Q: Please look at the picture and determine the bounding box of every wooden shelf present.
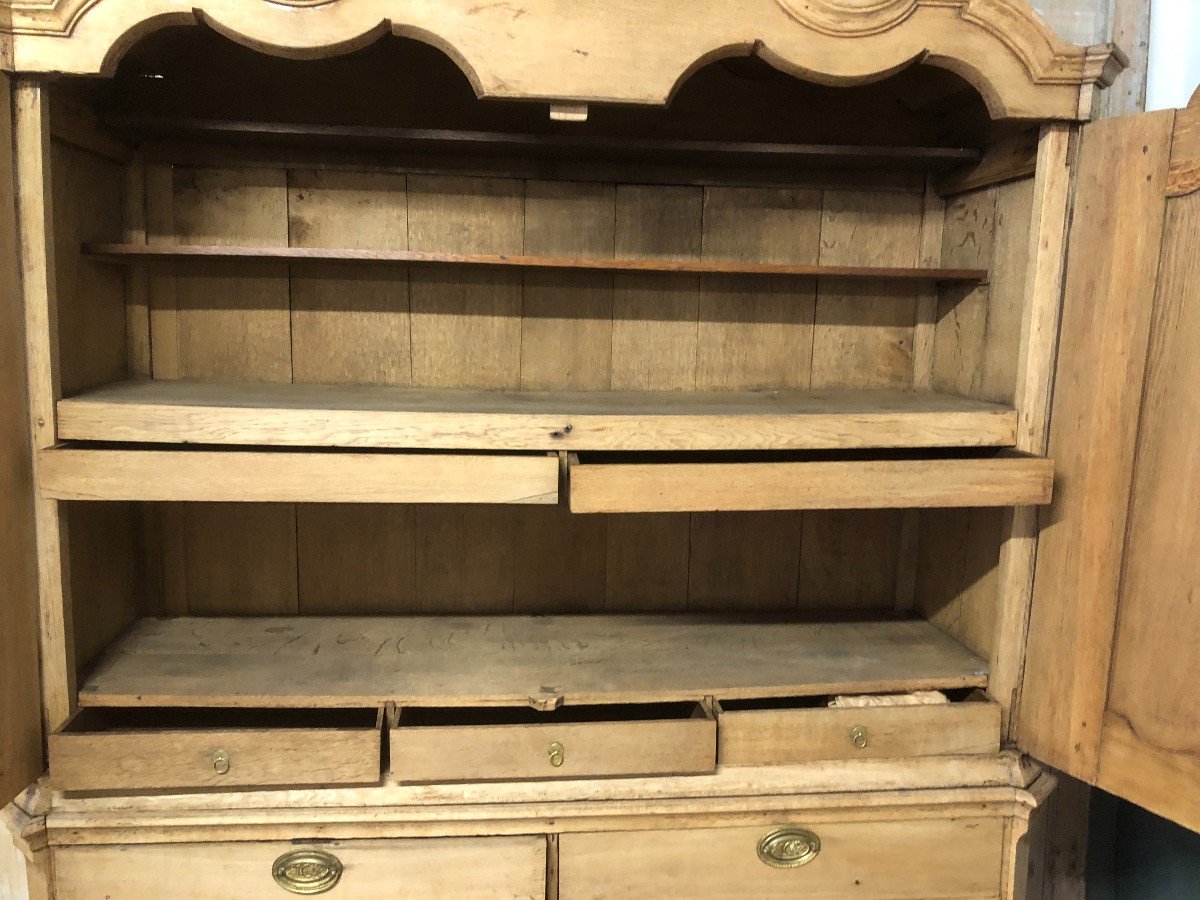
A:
[82,242,987,283]
[78,616,989,709]
[57,380,1018,452]
[105,115,983,171]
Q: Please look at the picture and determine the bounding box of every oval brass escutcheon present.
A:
[547,741,565,767]
[272,849,343,895]
[757,828,821,868]
[211,749,231,775]
[850,725,869,750]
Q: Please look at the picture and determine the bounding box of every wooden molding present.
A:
[1,0,1124,121]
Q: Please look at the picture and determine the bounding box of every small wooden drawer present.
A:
[390,701,715,782]
[559,818,1004,898]
[53,836,547,899]
[717,692,1000,765]
[568,450,1053,512]
[49,707,383,791]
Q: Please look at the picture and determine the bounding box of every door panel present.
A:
[0,71,45,802]
[1019,96,1200,831]
[1095,183,1200,832]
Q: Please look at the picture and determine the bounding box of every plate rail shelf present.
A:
[83,242,988,283]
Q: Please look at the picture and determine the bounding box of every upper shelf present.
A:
[83,242,988,283]
[77,615,989,709]
[57,380,1017,452]
[105,116,983,171]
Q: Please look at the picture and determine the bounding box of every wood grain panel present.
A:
[287,169,409,385]
[78,617,989,708]
[798,509,902,610]
[520,179,614,390]
[0,71,42,802]
[407,174,523,389]
[149,165,296,616]
[50,140,125,395]
[54,837,547,900]
[695,186,819,390]
[605,183,700,611]
[287,169,413,616]
[391,707,714,782]
[1018,110,1176,777]
[718,698,1000,765]
[1096,191,1200,830]
[560,819,1003,898]
[811,190,921,390]
[610,183,702,391]
[407,175,523,612]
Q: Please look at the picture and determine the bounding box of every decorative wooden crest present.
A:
[0,0,1126,121]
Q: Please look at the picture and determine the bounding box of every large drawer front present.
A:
[559,819,1003,899]
[391,703,716,782]
[718,695,1001,765]
[54,837,546,899]
[49,708,382,791]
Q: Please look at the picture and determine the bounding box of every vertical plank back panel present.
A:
[287,169,414,614]
[515,180,613,613]
[149,166,297,615]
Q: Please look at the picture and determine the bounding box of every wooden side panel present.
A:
[0,71,43,803]
[54,837,547,900]
[1017,111,1176,776]
[1094,188,1200,832]
[918,177,1036,660]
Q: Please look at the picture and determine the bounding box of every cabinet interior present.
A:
[48,25,1042,723]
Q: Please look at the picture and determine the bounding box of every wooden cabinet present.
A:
[0,2,1195,899]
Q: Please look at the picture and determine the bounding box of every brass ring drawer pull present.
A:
[757,828,821,868]
[548,741,565,767]
[272,849,343,894]
[850,725,869,750]
[211,749,231,775]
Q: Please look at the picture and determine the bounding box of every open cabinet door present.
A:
[1018,90,1200,831]
[0,71,44,804]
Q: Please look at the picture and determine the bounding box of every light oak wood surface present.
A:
[50,710,382,792]
[36,448,560,504]
[57,380,1018,452]
[53,836,547,899]
[569,453,1053,513]
[559,818,1004,898]
[719,697,1000,765]
[77,616,988,709]
[391,705,715,782]
[1018,110,1176,778]
[0,71,43,804]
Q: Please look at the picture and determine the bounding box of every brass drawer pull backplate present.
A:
[757,828,821,868]
[272,849,344,894]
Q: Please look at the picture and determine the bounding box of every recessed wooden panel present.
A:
[50,707,381,791]
[77,616,988,709]
[391,703,714,782]
[53,837,547,900]
[569,453,1053,513]
[718,695,1000,765]
[559,819,1004,899]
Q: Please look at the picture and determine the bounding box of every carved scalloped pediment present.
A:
[0,0,1126,121]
